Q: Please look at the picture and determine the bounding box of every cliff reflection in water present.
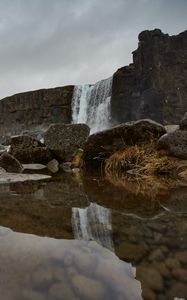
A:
[72,202,114,251]
[0,226,142,300]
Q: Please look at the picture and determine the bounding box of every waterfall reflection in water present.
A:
[72,202,114,251]
[0,226,142,300]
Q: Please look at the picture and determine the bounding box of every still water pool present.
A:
[0,172,187,300]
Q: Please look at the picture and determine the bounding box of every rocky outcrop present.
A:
[9,135,52,164]
[83,119,166,169]
[44,123,90,161]
[158,130,187,159]
[0,86,74,141]
[0,152,23,173]
[111,29,187,125]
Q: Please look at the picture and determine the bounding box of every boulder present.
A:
[0,152,23,173]
[158,130,187,159]
[83,119,166,169]
[44,123,90,161]
[179,112,187,130]
[9,135,52,164]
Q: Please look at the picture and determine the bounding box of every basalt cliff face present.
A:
[0,86,74,137]
[111,29,187,125]
[0,29,187,139]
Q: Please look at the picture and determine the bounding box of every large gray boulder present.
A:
[0,152,23,173]
[83,119,166,169]
[158,130,187,159]
[9,135,52,164]
[44,123,90,161]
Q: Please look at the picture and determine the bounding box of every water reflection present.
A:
[0,226,142,300]
[72,202,114,251]
[0,173,187,299]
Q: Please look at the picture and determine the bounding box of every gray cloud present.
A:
[0,0,186,98]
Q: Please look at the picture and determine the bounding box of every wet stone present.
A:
[172,268,187,283]
[22,289,45,300]
[73,252,98,274]
[152,262,170,279]
[136,266,164,292]
[165,258,181,270]
[31,265,53,289]
[175,251,187,263]
[116,242,148,263]
[142,287,156,300]
[148,248,164,261]
[71,274,107,300]
[48,282,76,300]
[167,282,187,300]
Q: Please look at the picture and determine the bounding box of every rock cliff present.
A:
[111,29,187,125]
[0,85,74,138]
[0,29,186,140]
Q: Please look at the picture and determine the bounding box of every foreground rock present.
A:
[83,119,166,168]
[44,123,90,161]
[158,130,187,159]
[9,135,52,164]
[0,152,23,173]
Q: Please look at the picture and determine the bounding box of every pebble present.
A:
[167,282,187,300]
[148,249,164,261]
[172,268,187,283]
[31,265,53,289]
[152,262,170,279]
[175,251,187,263]
[22,289,45,300]
[142,287,156,300]
[73,252,97,274]
[48,282,76,300]
[136,266,164,292]
[116,242,148,263]
[165,258,181,270]
[71,274,106,300]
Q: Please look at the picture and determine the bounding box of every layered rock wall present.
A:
[111,29,187,125]
[0,86,74,137]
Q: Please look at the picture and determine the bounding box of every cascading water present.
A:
[72,77,113,133]
[72,202,114,251]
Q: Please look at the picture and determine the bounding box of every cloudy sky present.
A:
[0,0,186,99]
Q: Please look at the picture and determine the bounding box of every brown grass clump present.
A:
[141,155,175,176]
[105,141,176,178]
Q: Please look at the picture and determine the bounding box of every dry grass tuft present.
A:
[105,141,175,178]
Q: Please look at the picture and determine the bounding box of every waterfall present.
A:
[72,77,113,134]
[72,202,114,251]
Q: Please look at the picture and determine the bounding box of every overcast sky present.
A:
[0,0,186,99]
